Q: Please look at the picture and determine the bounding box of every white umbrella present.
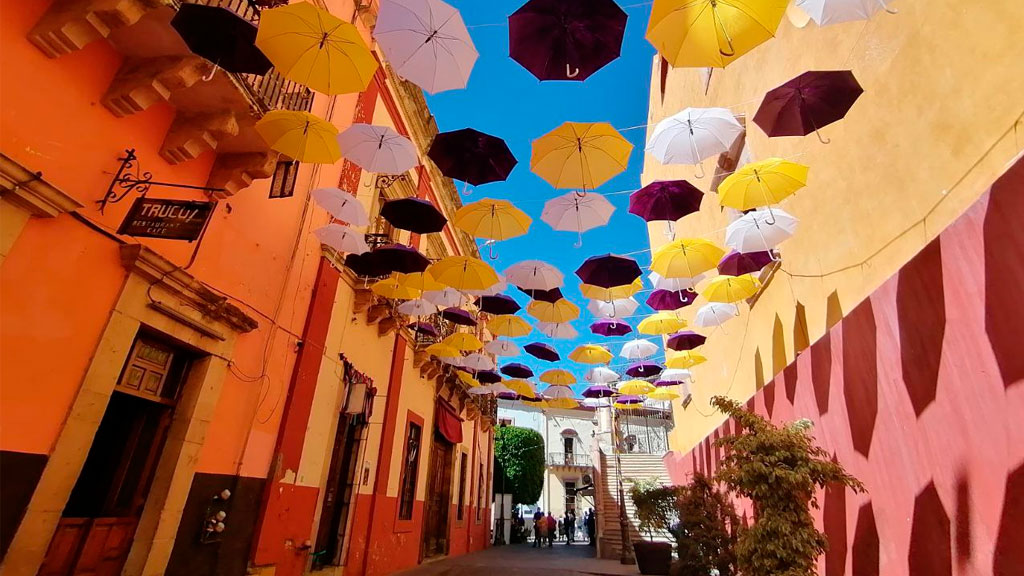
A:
[462,353,495,371]
[585,366,620,384]
[726,208,798,253]
[311,187,369,226]
[424,287,465,308]
[659,368,692,383]
[649,271,704,292]
[537,322,578,340]
[541,191,615,246]
[337,123,418,175]
[485,339,520,357]
[374,0,477,94]
[397,298,436,316]
[621,338,658,360]
[468,385,492,395]
[796,0,897,27]
[588,297,639,319]
[646,107,744,178]
[505,260,563,290]
[543,386,576,400]
[489,382,513,395]
[695,303,739,328]
[441,355,465,367]
[312,223,370,254]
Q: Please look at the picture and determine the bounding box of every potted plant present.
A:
[670,473,738,576]
[628,477,678,575]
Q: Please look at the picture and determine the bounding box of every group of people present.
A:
[530,508,597,547]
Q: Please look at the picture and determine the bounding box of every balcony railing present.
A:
[547,452,592,468]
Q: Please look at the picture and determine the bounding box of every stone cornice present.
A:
[0,153,84,217]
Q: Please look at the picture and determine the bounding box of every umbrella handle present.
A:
[765,205,777,226]
[878,0,898,13]
[573,189,587,198]
[463,181,472,195]
[202,65,217,82]
[566,64,580,79]
[485,241,499,260]
[814,128,831,144]
[711,3,737,57]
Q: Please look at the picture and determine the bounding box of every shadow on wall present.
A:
[897,239,946,417]
[841,299,878,458]
[984,159,1024,389]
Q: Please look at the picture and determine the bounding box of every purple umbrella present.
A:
[372,244,430,274]
[501,363,534,378]
[406,321,438,337]
[508,0,627,82]
[718,250,774,276]
[381,198,447,234]
[477,294,521,315]
[753,70,864,144]
[427,128,517,186]
[575,254,642,288]
[666,330,707,352]
[441,307,477,326]
[628,180,704,223]
[654,380,677,388]
[497,391,523,401]
[590,319,633,337]
[524,342,560,362]
[475,370,503,384]
[626,362,663,378]
[614,394,643,405]
[519,286,563,303]
[345,252,390,278]
[582,384,615,398]
[646,289,697,311]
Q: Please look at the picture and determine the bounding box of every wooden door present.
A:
[422,434,453,558]
[312,415,364,568]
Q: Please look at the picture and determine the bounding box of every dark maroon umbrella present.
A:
[625,361,663,378]
[501,363,534,378]
[582,384,615,398]
[380,198,447,234]
[646,289,697,311]
[524,342,560,362]
[628,180,703,223]
[407,321,438,337]
[372,244,430,274]
[508,0,627,82]
[666,330,707,351]
[718,250,774,276]
[497,391,523,401]
[345,252,390,278]
[654,380,676,388]
[171,3,272,75]
[753,70,864,143]
[590,319,633,337]
[518,286,563,303]
[575,254,641,288]
[477,294,521,315]
[427,128,517,186]
[475,370,503,384]
[441,307,477,326]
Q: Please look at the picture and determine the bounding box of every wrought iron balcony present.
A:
[547,452,593,468]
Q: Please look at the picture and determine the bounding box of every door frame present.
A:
[419,433,455,560]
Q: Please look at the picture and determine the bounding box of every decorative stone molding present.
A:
[206,152,277,197]
[352,288,375,313]
[160,110,240,164]
[376,315,399,337]
[120,244,259,335]
[0,153,84,217]
[366,303,389,324]
[102,55,213,117]
[28,0,166,58]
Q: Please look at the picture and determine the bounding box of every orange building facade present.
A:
[0,1,495,575]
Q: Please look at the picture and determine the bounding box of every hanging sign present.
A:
[117,197,215,241]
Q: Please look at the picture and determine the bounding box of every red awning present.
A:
[436,401,463,444]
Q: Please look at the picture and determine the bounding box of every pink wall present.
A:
[664,158,1024,576]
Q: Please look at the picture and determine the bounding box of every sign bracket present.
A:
[98,148,227,214]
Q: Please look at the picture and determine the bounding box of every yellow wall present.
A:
[642,0,1024,453]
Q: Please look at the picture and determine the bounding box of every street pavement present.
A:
[395,541,640,576]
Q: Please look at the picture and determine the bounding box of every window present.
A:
[397,422,422,520]
[269,159,299,199]
[475,463,484,522]
[565,481,577,513]
[499,418,513,428]
[457,453,468,521]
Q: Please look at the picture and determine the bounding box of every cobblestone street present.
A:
[396,542,639,576]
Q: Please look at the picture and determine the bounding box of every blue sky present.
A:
[425,0,660,393]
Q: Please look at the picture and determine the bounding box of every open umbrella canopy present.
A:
[456,371,481,388]
[638,312,687,335]
[626,362,663,378]
[694,303,739,328]
[522,287,565,303]
[256,110,340,164]
[440,307,477,326]
[569,344,613,365]
[796,0,899,28]
[648,389,680,402]
[620,338,658,359]
[580,279,643,301]
[666,351,708,369]
[726,208,798,254]
[501,363,535,378]
[172,3,271,75]
[345,252,390,278]
[614,395,643,408]
[588,297,639,319]
[585,366,620,384]
[651,238,725,279]
[477,294,521,315]
[426,342,461,358]
[703,274,761,303]
[531,122,632,190]
[646,0,789,68]
[395,272,446,293]
[718,250,775,276]
[428,257,500,291]
[618,379,656,395]
[504,378,538,398]
[646,289,697,311]
[590,319,633,337]
[576,254,642,288]
[537,322,579,340]
[718,158,810,211]
[428,129,517,186]
[649,271,705,291]
[463,353,496,371]
[508,0,628,82]
[442,333,484,351]
[541,191,616,243]
[666,330,707,351]
[372,244,430,274]
[543,386,576,400]
[423,287,466,308]
[582,384,616,398]
[337,124,418,175]
[371,276,420,300]
[660,368,692,383]
[406,321,438,337]
[475,370,503,384]
[311,187,369,226]
[646,107,744,174]
[487,315,532,338]
[527,298,580,323]
[374,0,477,94]
[754,70,864,142]
[463,275,508,297]
[453,199,532,241]
[397,298,436,316]
[540,369,576,386]
[629,180,704,222]
[524,342,560,362]
[505,260,563,291]
[485,339,520,357]
[257,2,377,94]
[313,224,370,254]
[381,197,448,234]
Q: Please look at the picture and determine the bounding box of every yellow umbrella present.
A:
[531,122,633,190]
[703,274,760,303]
[523,398,549,408]
[505,379,537,397]
[395,271,446,293]
[256,2,378,95]
[580,278,643,301]
[618,380,656,395]
[527,298,580,323]
[487,315,532,338]
[371,276,419,300]
[650,238,725,279]
[540,369,576,386]
[646,0,789,68]
[457,371,481,388]
[442,333,484,352]
[614,400,642,410]
[666,351,708,369]
[428,257,500,291]
[637,312,687,335]
[718,158,810,211]
[569,344,614,365]
[547,397,578,409]
[425,343,461,358]
[453,199,532,241]
[648,389,680,402]
[255,110,340,164]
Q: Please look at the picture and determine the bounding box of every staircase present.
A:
[596,451,676,560]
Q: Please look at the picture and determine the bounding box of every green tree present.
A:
[711,396,865,576]
[672,473,738,576]
[493,426,544,506]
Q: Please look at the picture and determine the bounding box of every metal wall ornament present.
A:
[99,148,226,214]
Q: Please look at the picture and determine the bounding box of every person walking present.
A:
[565,510,576,544]
[586,508,597,546]
[545,512,557,547]
[533,509,544,548]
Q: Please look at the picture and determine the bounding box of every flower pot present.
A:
[633,540,673,575]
